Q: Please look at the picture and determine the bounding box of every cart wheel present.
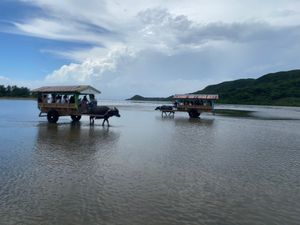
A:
[47,109,59,123]
[71,115,81,122]
[188,109,200,118]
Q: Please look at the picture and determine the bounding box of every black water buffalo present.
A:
[89,106,120,126]
[155,105,175,117]
[155,105,174,111]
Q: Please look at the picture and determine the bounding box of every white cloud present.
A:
[0,75,10,83]
[3,0,300,98]
[45,45,136,83]
[14,17,119,46]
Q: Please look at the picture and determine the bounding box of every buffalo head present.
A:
[110,107,120,117]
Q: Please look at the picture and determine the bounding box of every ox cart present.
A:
[32,85,120,125]
[156,94,219,118]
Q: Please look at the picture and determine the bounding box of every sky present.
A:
[0,0,300,99]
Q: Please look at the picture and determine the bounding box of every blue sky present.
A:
[1,0,300,99]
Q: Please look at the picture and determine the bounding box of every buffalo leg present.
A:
[90,116,95,125]
[102,118,109,126]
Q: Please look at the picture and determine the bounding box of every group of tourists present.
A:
[177,99,213,107]
[38,94,96,109]
[39,94,75,104]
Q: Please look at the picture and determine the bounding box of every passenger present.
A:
[89,94,97,110]
[69,95,75,104]
[56,95,62,103]
[62,95,69,104]
[48,94,52,103]
[174,100,178,108]
[51,94,56,103]
[82,95,88,104]
[81,95,89,112]
[43,94,48,103]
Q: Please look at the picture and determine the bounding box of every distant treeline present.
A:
[0,85,31,97]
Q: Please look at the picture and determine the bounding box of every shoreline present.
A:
[1,97,299,108]
[126,99,300,108]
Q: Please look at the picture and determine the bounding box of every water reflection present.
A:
[3,123,123,225]
[174,117,214,126]
[156,114,214,125]
[35,122,119,153]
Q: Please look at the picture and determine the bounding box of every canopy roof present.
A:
[173,94,219,100]
[31,85,101,95]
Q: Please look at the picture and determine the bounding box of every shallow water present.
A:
[0,100,299,225]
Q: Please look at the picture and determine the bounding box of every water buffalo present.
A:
[155,105,173,111]
[89,106,120,126]
[155,105,175,117]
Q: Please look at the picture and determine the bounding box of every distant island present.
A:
[127,95,173,102]
[128,70,300,107]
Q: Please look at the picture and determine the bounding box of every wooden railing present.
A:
[38,103,77,109]
[177,105,213,111]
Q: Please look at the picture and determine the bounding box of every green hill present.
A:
[128,70,300,106]
[194,70,300,106]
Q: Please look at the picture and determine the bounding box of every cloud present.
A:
[137,8,300,49]
[45,45,136,83]
[0,76,11,85]
[2,1,300,98]
[42,12,300,98]
[14,17,117,45]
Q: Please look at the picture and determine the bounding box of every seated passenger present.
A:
[82,95,88,104]
[88,94,97,109]
[62,95,69,104]
[174,100,178,108]
[56,95,62,103]
[69,95,75,104]
[48,95,52,103]
[51,94,56,103]
[42,94,48,103]
[81,95,89,112]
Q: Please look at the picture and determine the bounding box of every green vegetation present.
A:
[0,85,31,98]
[127,95,172,101]
[194,70,300,106]
[128,70,300,106]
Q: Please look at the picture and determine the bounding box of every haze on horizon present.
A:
[1,0,300,99]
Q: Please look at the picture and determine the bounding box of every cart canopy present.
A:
[32,85,101,95]
[173,94,219,100]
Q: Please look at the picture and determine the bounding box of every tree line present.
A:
[0,85,31,97]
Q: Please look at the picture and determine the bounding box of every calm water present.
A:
[0,100,299,225]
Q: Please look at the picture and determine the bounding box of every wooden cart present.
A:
[32,85,104,123]
[156,94,219,118]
